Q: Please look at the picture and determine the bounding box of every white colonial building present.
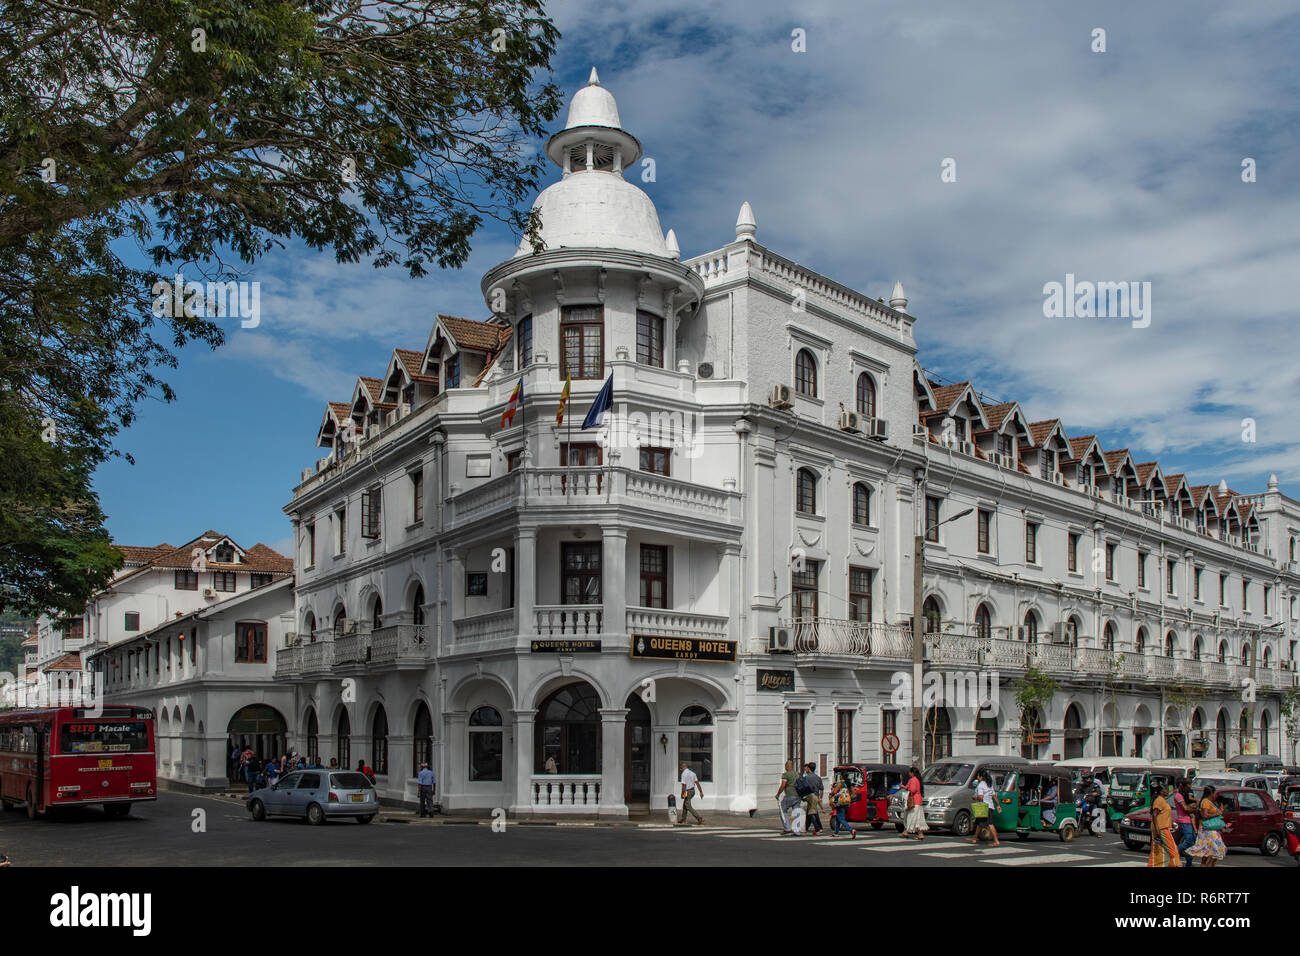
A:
[277,71,1300,817]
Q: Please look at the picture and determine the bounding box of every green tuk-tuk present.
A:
[1106,766,1182,825]
[984,763,1079,841]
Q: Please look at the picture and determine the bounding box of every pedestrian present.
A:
[774,760,801,834]
[677,762,705,825]
[264,757,279,789]
[902,766,928,840]
[1184,785,1226,867]
[1146,781,1181,867]
[242,749,259,793]
[417,763,436,817]
[279,753,289,776]
[544,754,558,774]
[229,741,241,781]
[968,770,1000,847]
[359,759,375,783]
[804,788,823,835]
[828,777,856,839]
[1172,779,1196,865]
[328,757,338,770]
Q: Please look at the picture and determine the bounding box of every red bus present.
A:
[0,705,157,819]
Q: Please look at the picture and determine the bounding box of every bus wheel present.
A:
[306,803,325,826]
[104,804,131,819]
[25,786,38,820]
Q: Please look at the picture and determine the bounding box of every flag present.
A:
[501,377,522,428]
[555,374,571,427]
[581,374,614,430]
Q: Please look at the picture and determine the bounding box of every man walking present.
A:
[417,763,436,817]
[677,761,705,825]
[775,759,802,834]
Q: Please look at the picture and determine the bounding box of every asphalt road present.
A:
[1,792,1295,867]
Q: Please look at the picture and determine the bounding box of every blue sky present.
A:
[95,0,1300,553]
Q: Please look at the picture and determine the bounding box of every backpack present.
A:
[795,775,815,798]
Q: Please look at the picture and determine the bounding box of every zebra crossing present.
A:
[640,824,1144,866]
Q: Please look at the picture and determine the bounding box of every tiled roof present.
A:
[116,544,176,565]
[327,402,352,422]
[1027,419,1064,447]
[45,652,82,672]
[979,402,1017,431]
[439,314,509,354]
[21,635,37,646]
[150,540,292,574]
[395,349,438,383]
[1135,462,1159,484]
[358,377,384,403]
[927,380,971,413]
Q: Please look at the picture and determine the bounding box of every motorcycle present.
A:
[1076,785,1106,836]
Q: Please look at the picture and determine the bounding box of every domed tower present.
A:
[480,69,704,435]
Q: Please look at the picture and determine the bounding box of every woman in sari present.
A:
[1147,781,1181,867]
[1184,784,1227,867]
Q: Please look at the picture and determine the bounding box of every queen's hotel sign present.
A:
[629,635,737,663]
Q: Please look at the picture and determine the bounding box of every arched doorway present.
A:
[679,705,714,783]
[1191,709,1207,757]
[624,693,651,804]
[304,708,319,763]
[371,705,389,775]
[413,702,433,772]
[1164,706,1184,758]
[1215,709,1228,759]
[535,681,601,774]
[924,706,952,763]
[226,704,287,765]
[337,708,352,768]
[922,596,941,634]
[1260,711,1271,754]
[1063,704,1085,759]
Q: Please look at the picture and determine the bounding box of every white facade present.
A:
[278,74,1300,816]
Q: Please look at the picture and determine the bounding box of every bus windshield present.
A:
[59,721,150,754]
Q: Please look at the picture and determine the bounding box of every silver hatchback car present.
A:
[245,770,379,825]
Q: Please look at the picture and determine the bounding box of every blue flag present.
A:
[581,374,614,429]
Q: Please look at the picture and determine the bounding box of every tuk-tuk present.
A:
[1106,765,1186,824]
[984,763,1079,841]
[832,763,908,830]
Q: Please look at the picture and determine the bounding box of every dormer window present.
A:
[444,354,460,389]
[214,544,234,564]
[1039,450,1053,480]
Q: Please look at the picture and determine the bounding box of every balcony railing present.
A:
[535,605,603,636]
[783,618,911,659]
[626,607,728,639]
[531,774,601,811]
[301,641,334,674]
[454,609,518,643]
[275,646,302,679]
[369,624,429,664]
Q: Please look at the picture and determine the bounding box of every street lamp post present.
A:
[911,506,973,769]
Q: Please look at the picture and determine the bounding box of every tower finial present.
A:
[890,280,908,311]
[665,228,680,259]
[735,201,756,239]
[588,67,600,86]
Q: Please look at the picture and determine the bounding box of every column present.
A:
[389,733,413,804]
[722,544,742,644]
[510,709,536,815]
[714,708,740,812]
[516,528,537,635]
[602,527,627,637]
[443,711,467,810]
[599,707,628,817]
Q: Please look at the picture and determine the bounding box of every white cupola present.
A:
[516,68,670,258]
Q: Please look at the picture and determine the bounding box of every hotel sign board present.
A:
[757,669,795,692]
[530,640,601,653]
[630,635,737,662]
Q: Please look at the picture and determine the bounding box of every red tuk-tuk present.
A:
[832,763,909,830]
[1283,782,1300,864]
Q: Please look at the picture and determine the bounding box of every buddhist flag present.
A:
[581,374,614,430]
[501,377,523,428]
[555,374,571,427]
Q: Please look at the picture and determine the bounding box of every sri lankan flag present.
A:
[555,374,571,427]
[501,377,522,428]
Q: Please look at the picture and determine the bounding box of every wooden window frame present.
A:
[212,571,236,592]
[855,373,876,419]
[1025,521,1038,564]
[852,483,871,526]
[174,570,198,591]
[794,349,817,397]
[848,567,872,623]
[925,496,940,543]
[977,509,991,554]
[639,446,671,476]
[517,314,533,369]
[235,621,268,663]
[791,560,820,620]
[560,305,605,381]
[796,468,817,516]
[361,486,382,540]
[561,541,602,606]
[639,544,669,609]
[635,310,664,368]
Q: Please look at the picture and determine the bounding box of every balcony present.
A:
[626,607,728,639]
[454,608,518,644]
[535,605,603,636]
[447,466,741,530]
[782,618,911,661]
[301,640,335,676]
[369,624,430,668]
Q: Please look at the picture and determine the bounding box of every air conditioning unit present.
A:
[958,441,975,457]
[1051,471,1066,485]
[384,410,398,428]
[768,626,792,653]
[912,424,928,439]
[203,588,217,599]
[399,401,411,417]
[838,410,862,433]
[993,453,1013,468]
[768,384,792,408]
[866,419,888,440]
[1053,622,1069,643]
[300,468,313,482]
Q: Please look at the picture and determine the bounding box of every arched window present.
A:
[215,543,234,564]
[412,584,425,626]
[469,706,503,782]
[1065,616,1079,647]
[304,611,316,642]
[1218,641,1228,664]
[855,372,876,419]
[1064,704,1085,759]
[1215,709,1227,759]
[333,605,347,637]
[414,702,434,773]
[536,682,601,774]
[1239,710,1250,745]
[1103,621,1116,652]
[851,482,871,525]
[1023,610,1038,642]
[337,708,352,768]
[796,468,817,515]
[679,706,714,783]
[371,597,383,631]
[1165,631,1176,658]
[923,597,941,634]
[1241,645,1251,667]
[1260,711,1271,754]
[517,314,533,369]
[1193,635,1203,660]
[1136,627,1147,655]
[371,706,389,775]
[1263,647,1272,668]
[974,604,992,640]
[794,349,817,397]
[304,708,319,763]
